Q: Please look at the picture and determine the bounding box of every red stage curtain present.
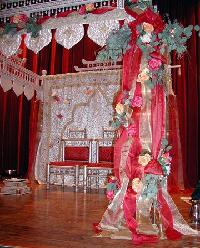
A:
[0,89,30,176]
[153,0,200,187]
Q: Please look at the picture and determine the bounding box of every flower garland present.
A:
[97,12,199,90]
[79,3,96,16]
[0,14,42,38]
[97,7,199,130]
[0,2,107,39]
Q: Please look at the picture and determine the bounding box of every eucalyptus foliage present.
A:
[97,24,131,61]
[141,174,160,199]
[125,0,153,11]
[158,20,193,56]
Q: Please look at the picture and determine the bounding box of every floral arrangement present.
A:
[106,175,119,202]
[79,3,96,15]
[112,90,133,128]
[137,139,172,199]
[111,84,143,129]
[138,139,172,176]
[0,13,41,38]
[157,138,172,176]
[97,7,199,131]
[97,15,199,90]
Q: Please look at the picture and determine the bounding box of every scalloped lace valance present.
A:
[0,9,134,57]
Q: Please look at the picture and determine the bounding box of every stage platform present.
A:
[0,183,199,248]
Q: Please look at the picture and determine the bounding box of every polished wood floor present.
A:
[0,183,199,248]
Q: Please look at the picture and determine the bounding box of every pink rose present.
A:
[79,5,86,15]
[131,96,143,108]
[148,58,162,71]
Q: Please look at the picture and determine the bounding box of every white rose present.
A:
[138,153,151,166]
[132,178,143,193]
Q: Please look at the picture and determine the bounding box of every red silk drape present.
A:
[153,0,200,187]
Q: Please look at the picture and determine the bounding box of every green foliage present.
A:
[159,21,193,56]
[161,138,168,147]
[111,117,121,129]
[125,0,153,11]
[161,138,172,152]
[2,23,17,36]
[97,24,131,61]
[111,112,129,129]
[141,174,160,199]
[157,138,172,176]
[26,18,42,38]
[194,25,200,32]
[144,80,154,89]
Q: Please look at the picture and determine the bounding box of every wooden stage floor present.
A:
[0,183,199,248]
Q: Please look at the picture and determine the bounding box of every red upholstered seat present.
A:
[47,136,91,190]
[64,146,89,161]
[99,146,114,162]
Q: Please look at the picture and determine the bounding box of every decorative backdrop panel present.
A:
[35,70,121,184]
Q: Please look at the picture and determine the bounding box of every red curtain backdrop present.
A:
[153,0,200,187]
[0,2,199,188]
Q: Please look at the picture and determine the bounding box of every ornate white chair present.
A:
[86,138,114,190]
[47,129,91,191]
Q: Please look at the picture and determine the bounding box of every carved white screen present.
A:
[35,70,121,184]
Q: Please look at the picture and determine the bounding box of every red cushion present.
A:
[99,146,114,162]
[64,146,89,161]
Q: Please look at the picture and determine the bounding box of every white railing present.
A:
[0,52,42,99]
